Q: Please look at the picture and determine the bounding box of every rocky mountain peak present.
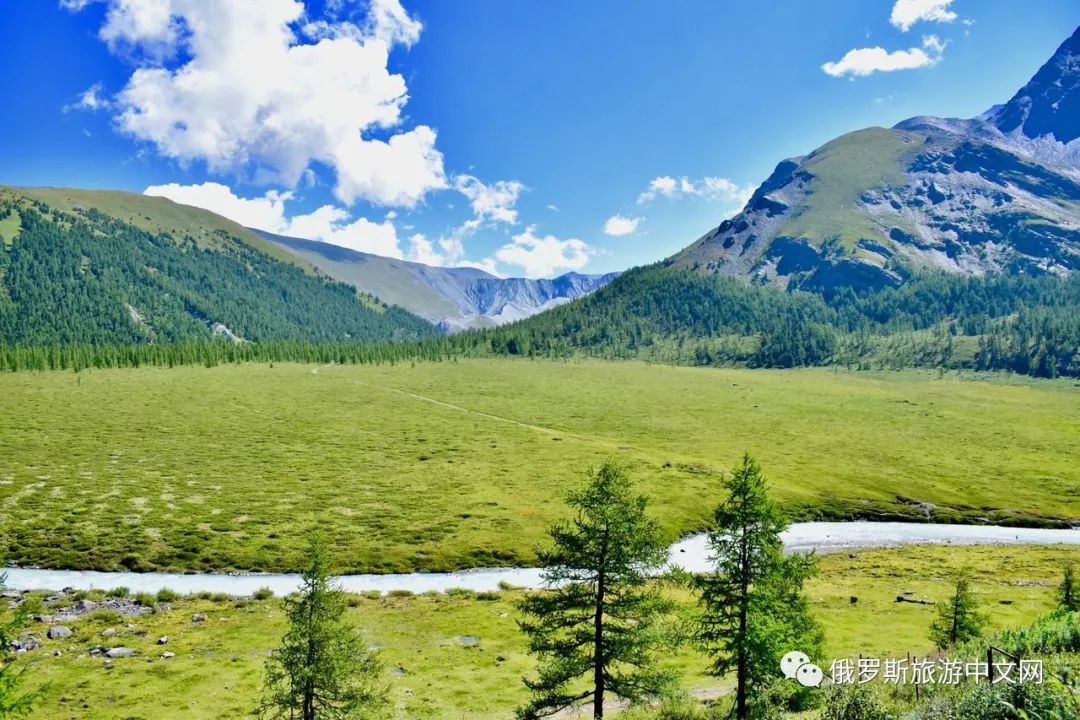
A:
[987,25,1080,144]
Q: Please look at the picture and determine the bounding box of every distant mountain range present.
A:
[255,229,617,330]
[1,28,1076,359]
[673,26,1080,292]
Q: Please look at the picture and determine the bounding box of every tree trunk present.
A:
[593,548,607,720]
[736,522,750,720]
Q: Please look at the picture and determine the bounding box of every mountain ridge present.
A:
[672,26,1080,292]
[255,229,618,331]
[0,186,437,346]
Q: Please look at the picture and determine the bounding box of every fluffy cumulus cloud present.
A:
[452,175,525,224]
[823,35,945,78]
[637,175,752,206]
[67,0,446,208]
[144,181,404,257]
[602,214,641,237]
[889,0,957,32]
[494,226,592,279]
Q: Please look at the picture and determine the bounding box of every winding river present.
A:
[5,522,1079,596]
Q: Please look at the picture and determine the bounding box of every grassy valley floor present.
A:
[10,545,1080,720]
[1,360,1078,574]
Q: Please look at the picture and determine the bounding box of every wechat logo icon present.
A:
[781,650,824,688]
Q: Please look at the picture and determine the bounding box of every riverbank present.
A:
[8,543,1078,720]
[6,522,1080,595]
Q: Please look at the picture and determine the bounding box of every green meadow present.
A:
[1,360,1078,574]
[17,544,1080,720]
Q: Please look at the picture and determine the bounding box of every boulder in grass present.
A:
[47,626,73,640]
[105,647,135,658]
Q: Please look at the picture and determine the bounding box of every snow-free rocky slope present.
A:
[673,26,1080,291]
[255,229,617,331]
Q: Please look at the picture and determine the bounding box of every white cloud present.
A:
[637,176,678,203]
[406,233,443,265]
[890,0,957,32]
[603,214,641,237]
[144,181,403,257]
[637,175,752,206]
[284,205,403,258]
[67,0,446,208]
[822,35,945,78]
[494,225,593,279]
[63,83,111,113]
[452,175,525,224]
[144,181,292,229]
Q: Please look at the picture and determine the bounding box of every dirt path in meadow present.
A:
[350,380,623,450]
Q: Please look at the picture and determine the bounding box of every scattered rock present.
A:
[33,615,53,624]
[895,596,934,605]
[191,613,207,624]
[10,638,39,653]
[849,596,858,604]
[390,667,407,676]
[47,626,73,640]
[157,636,169,645]
[101,628,116,638]
[458,636,480,646]
[160,651,175,659]
[105,647,135,658]
[53,650,62,657]
[74,599,98,612]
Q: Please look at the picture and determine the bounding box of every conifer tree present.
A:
[930,570,987,650]
[0,572,43,719]
[258,539,388,720]
[517,461,675,720]
[695,454,822,720]
[1057,564,1079,612]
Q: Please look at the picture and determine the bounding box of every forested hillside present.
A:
[0,192,436,347]
[473,263,1080,377]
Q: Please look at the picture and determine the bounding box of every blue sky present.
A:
[1,1,1077,277]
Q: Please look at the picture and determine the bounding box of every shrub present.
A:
[19,594,45,616]
[88,609,125,625]
[360,590,382,601]
[386,589,413,598]
[617,696,715,720]
[253,587,274,601]
[133,592,157,608]
[445,588,476,599]
[106,586,130,599]
[155,588,180,603]
[822,684,897,720]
